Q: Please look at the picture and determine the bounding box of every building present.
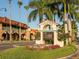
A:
[25,28,38,41]
[0,17,29,41]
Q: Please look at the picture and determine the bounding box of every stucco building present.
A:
[0,17,29,41]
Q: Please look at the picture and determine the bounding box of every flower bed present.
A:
[26,44,60,50]
[44,44,60,50]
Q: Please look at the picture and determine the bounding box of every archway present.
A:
[43,24,54,44]
[12,32,19,41]
[2,31,10,41]
[21,33,25,40]
[36,20,64,47]
[30,33,35,41]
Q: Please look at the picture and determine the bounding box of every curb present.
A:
[57,45,78,59]
[57,51,77,59]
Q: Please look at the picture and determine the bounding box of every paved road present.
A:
[0,41,35,51]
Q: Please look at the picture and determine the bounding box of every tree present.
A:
[24,0,53,23]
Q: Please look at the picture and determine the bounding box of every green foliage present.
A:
[24,6,29,10]
[71,21,78,39]
[18,1,22,7]
[0,45,76,59]
[24,0,53,22]
[35,32,40,40]
[45,39,54,44]
[58,24,70,45]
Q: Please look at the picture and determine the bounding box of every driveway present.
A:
[0,41,35,51]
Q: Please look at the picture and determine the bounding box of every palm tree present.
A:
[24,0,53,23]
[68,3,79,42]
[18,0,22,41]
[49,0,79,44]
[63,0,79,44]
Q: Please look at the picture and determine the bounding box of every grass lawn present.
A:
[0,45,76,59]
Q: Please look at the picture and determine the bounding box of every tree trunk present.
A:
[72,32,75,42]
[67,19,72,44]
[64,14,68,45]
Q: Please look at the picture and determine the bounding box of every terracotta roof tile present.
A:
[0,17,29,29]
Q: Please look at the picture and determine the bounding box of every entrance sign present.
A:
[35,20,64,47]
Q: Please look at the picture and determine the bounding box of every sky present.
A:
[0,0,39,29]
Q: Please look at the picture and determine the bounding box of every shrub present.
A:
[44,45,60,50]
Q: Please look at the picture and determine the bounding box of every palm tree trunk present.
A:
[72,31,75,41]
[64,0,69,45]
[64,14,68,45]
[71,20,76,42]
[67,19,72,44]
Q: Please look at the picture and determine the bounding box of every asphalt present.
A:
[0,41,35,51]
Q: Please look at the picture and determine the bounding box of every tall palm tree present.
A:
[18,0,22,41]
[63,0,79,44]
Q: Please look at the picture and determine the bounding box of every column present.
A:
[40,31,43,41]
[0,23,3,42]
[40,25,43,41]
[53,23,64,47]
[40,25,45,44]
[54,31,58,45]
[65,18,68,45]
[19,26,21,41]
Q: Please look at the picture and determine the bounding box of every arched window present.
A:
[43,24,52,31]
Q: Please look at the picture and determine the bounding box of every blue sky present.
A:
[0,0,39,29]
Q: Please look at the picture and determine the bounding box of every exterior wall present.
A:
[2,25,9,33]
[23,28,31,41]
[52,22,64,47]
[0,23,3,41]
[24,30,30,41]
[21,29,26,33]
[12,26,19,33]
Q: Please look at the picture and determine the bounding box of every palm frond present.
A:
[24,6,29,10]
[28,9,38,22]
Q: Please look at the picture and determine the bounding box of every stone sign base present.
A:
[35,40,45,44]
